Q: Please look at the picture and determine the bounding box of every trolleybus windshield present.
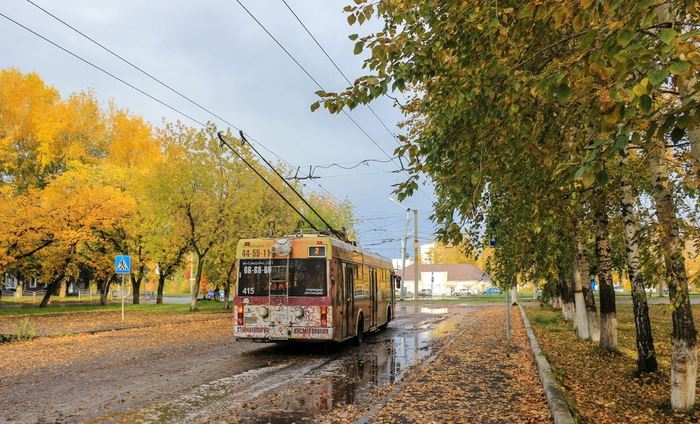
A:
[238,258,327,296]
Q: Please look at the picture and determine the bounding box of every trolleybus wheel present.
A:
[378,306,392,331]
[354,316,364,346]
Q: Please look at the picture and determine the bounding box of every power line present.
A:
[0,12,209,128]
[276,0,434,204]
[6,6,339,203]
[3,7,400,240]
[24,0,287,165]
[233,0,397,167]
[280,0,402,147]
[319,171,395,179]
[0,11,359,231]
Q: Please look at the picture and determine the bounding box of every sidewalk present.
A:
[360,306,551,424]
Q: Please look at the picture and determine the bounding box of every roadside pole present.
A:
[115,255,131,323]
[413,209,420,301]
[121,274,125,322]
[400,208,410,301]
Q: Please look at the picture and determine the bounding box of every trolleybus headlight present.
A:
[320,306,328,326]
[294,308,304,319]
[237,304,244,325]
[258,306,269,318]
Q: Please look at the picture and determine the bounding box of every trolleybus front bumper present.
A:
[234,324,333,341]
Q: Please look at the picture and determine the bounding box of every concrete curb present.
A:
[518,305,575,424]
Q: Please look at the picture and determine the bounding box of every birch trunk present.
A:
[560,267,575,322]
[578,241,599,342]
[593,188,618,351]
[551,279,562,310]
[620,173,658,373]
[650,147,697,411]
[572,251,590,340]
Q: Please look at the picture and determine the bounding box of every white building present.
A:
[402,263,492,296]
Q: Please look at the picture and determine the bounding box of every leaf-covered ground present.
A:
[0,301,228,336]
[0,309,266,422]
[361,306,550,424]
[525,304,700,423]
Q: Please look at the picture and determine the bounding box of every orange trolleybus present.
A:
[233,233,396,343]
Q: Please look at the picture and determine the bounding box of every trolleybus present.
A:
[233,233,396,343]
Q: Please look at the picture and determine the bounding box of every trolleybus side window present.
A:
[343,262,355,300]
[354,265,368,299]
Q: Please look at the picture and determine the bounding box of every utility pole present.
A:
[413,209,420,301]
[400,207,410,301]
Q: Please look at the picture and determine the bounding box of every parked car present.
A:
[454,288,474,297]
[206,290,226,301]
[482,287,502,295]
[644,286,667,295]
[613,284,624,294]
[418,288,432,298]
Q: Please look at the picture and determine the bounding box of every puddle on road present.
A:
[238,330,433,423]
[420,307,448,315]
[100,312,463,424]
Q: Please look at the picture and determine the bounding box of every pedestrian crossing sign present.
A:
[115,255,131,274]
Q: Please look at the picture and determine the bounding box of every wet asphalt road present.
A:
[0,303,477,423]
[102,304,470,423]
[97,304,472,424]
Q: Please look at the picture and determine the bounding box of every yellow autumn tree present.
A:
[29,166,134,306]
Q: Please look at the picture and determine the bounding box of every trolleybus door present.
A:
[370,268,378,328]
[270,257,291,333]
[342,262,354,339]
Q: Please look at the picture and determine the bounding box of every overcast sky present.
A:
[0,0,437,258]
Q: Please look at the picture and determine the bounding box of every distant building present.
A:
[402,263,491,296]
[3,272,45,294]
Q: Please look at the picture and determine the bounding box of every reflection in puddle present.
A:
[102,313,461,424]
[241,330,433,423]
[420,307,448,314]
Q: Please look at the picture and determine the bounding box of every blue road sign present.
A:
[115,255,131,274]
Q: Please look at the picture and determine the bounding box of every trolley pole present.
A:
[400,208,410,301]
[413,209,420,301]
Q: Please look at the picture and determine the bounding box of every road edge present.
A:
[518,304,575,424]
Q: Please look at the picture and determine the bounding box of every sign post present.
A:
[115,255,131,322]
